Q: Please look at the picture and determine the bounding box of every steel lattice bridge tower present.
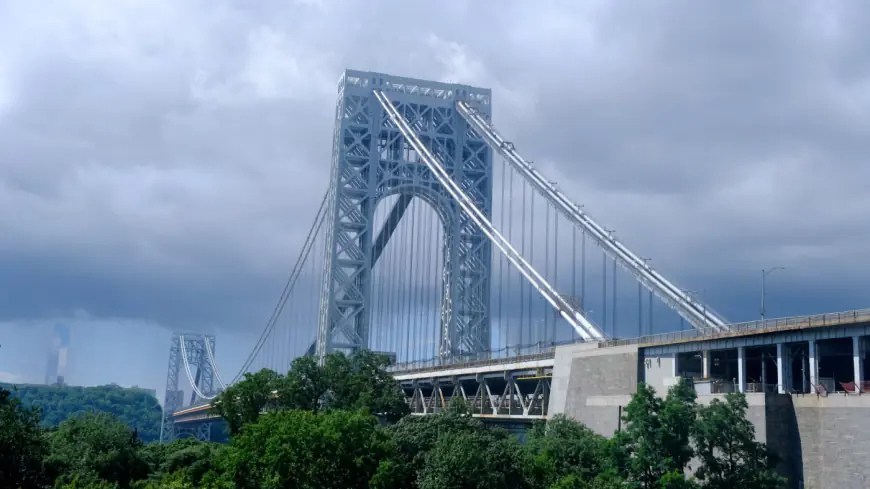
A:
[316,72,496,361]
[312,69,729,364]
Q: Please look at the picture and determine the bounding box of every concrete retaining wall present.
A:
[790,395,870,489]
[549,343,870,489]
[548,343,640,435]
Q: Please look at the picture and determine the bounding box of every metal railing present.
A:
[601,308,870,348]
[388,340,573,375]
[390,308,870,375]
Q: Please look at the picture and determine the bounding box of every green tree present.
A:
[692,393,785,489]
[602,430,632,478]
[1,383,163,442]
[525,414,607,487]
[657,470,701,489]
[47,412,149,488]
[224,409,389,489]
[584,472,630,489]
[138,439,226,486]
[0,387,50,489]
[213,369,283,435]
[131,469,233,489]
[321,350,409,421]
[620,383,668,488]
[373,403,489,489]
[55,473,118,489]
[548,474,586,489]
[277,355,329,412]
[215,351,408,435]
[417,429,530,489]
[619,382,701,487]
[659,379,697,473]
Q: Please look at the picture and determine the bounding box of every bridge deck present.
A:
[603,307,870,348]
[170,308,870,420]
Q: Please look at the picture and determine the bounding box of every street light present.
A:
[761,267,785,321]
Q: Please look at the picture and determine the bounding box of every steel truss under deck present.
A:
[400,368,552,418]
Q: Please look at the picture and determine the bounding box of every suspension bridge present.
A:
[159,72,870,488]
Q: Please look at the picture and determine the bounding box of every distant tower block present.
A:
[45,323,70,385]
[316,70,494,363]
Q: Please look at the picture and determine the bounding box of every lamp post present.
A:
[761,267,785,323]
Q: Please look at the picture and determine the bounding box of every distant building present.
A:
[44,324,70,386]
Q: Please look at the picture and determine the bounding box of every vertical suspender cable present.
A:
[457,102,728,333]
[572,227,577,341]
[612,257,617,338]
[527,190,535,346]
[374,90,601,340]
[602,252,607,332]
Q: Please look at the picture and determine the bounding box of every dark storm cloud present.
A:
[1,0,869,339]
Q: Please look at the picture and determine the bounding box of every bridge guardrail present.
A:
[393,308,870,374]
[389,342,574,375]
[175,308,870,406]
[602,308,870,348]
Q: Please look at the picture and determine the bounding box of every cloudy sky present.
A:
[1,0,869,394]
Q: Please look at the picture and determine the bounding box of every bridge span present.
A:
[169,307,870,486]
[174,307,870,422]
[162,69,870,487]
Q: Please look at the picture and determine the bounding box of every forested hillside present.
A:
[1,383,162,443]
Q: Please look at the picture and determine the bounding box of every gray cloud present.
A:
[1,0,869,377]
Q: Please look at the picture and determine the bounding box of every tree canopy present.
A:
[0,351,787,489]
[215,350,409,435]
[2,383,162,442]
[0,387,50,489]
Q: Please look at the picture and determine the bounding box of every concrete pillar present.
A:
[702,350,710,379]
[801,353,808,393]
[853,335,864,391]
[776,343,786,394]
[737,346,747,393]
[808,340,818,392]
[761,350,767,391]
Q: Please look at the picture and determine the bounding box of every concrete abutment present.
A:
[548,338,870,489]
